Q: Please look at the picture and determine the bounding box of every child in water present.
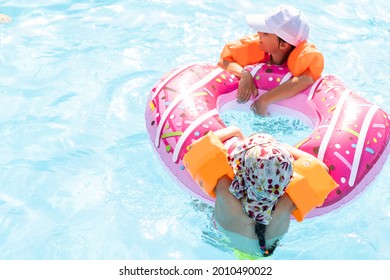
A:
[184,125,337,256]
[218,5,322,116]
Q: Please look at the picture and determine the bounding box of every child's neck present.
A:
[269,53,288,65]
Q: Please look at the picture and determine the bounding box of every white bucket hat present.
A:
[246,5,310,46]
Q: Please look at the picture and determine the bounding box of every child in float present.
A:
[183,126,338,257]
[218,5,323,116]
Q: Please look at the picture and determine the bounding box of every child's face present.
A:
[257,32,281,54]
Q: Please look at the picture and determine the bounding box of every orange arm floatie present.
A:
[183,131,234,198]
[220,34,265,67]
[287,41,324,81]
[286,157,339,221]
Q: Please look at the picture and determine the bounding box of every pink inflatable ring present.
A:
[145,62,390,218]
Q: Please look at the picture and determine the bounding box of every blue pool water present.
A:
[0,0,389,260]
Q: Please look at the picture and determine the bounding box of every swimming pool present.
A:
[0,0,389,260]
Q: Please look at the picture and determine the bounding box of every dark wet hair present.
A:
[255,223,280,257]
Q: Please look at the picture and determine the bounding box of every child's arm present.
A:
[217,59,244,78]
[282,143,313,160]
[213,125,245,143]
[251,74,314,116]
[217,34,264,103]
[218,59,258,103]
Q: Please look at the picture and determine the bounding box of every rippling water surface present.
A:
[0,0,389,259]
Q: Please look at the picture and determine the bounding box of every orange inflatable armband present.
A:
[287,41,324,81]
[286,156,339,221]
[220,33,265,67]
[183,131,234,198]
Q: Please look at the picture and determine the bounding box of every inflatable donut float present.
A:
[145,62,390,217]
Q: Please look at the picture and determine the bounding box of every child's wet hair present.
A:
[255,223,280,257]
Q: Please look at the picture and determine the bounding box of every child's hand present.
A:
[251,97,269,116]
[237,70,257,103]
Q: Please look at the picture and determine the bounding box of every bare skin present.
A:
[214,175,296,249]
